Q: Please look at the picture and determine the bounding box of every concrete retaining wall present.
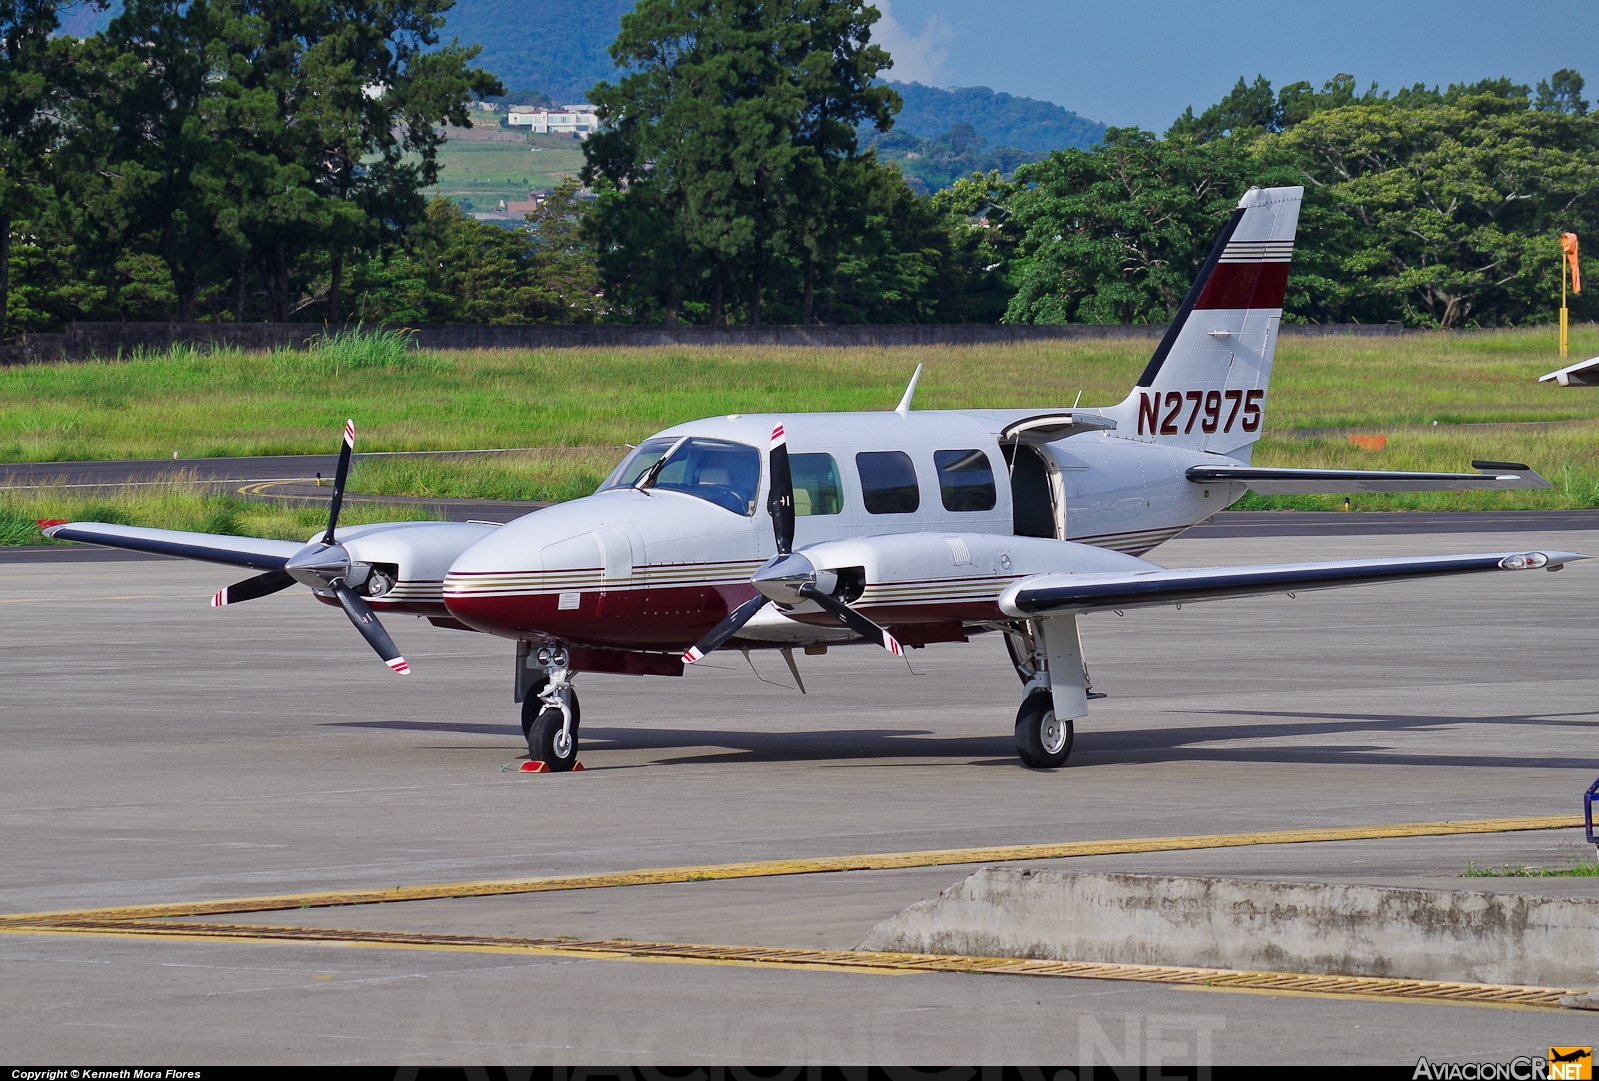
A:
[857,867,1599,988]
[0,320,1416,364]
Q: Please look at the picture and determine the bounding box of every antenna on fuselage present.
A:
[895,364,923,417]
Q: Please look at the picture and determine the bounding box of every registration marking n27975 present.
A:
[1137,389,1262,436]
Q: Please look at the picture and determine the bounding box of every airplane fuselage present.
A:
[437,409,1246,653]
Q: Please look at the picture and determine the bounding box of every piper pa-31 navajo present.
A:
[47,185,1580,770]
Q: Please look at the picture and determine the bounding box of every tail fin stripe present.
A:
[1193,262,1290,310]
[1134,207,1246,388]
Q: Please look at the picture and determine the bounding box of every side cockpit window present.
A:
[790,453,843,515]
[856,451,920,514]
[603,437,676,489]
[934,449,998,512]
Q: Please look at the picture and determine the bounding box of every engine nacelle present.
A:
[330,521,501,614]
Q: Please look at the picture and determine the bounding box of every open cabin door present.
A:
[1000,413,1113,541]
[1001,442,1061,539]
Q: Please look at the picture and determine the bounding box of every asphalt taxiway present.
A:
[5,525,1599,1063]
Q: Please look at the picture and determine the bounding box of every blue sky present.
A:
[875,0,1599,129]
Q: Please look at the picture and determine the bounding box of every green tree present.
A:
[1000,129,1292,324]
[584,0,898,324]
[224,0,501,321]
[346,193,600,324]
[0,0,93,336]
[1273,91,1599,326]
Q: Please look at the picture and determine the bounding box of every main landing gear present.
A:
[521,644,581,771]
[1004,615,1094,769]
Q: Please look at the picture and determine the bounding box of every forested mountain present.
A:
[884,82,1105,151]
[57,1,1109,144]
[445,0,632,103]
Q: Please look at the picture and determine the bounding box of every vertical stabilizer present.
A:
[1104,185,1302,458]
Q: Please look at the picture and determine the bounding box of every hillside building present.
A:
[507,105,599,137]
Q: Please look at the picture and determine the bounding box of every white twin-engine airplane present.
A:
[48,185,1580,770]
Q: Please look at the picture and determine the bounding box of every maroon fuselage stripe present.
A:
[1192,262,1289,310]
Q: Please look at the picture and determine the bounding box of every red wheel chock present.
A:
[519,760,584,773]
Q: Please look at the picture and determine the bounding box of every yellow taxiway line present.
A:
[4,919,1584,1010]
[0,814,1579,924]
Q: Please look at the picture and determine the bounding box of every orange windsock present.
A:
[1562,232,1581,294]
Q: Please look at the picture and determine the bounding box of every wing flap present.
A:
[43,523,305,571]
[999,550,1586,618]
[1186,461,1552,493]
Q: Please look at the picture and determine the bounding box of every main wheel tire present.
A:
[1014,689,1073,769]
[527,707,579,771]
[520,681,579,741]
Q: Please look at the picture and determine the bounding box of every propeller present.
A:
[211,418,410,675]
[682,422,902,665]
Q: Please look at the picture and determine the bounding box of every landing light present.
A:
[1499,552,1549,570]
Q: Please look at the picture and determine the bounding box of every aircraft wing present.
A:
[1185,460,1551,493]
[43,523,305,571]
[998,550,1585,618]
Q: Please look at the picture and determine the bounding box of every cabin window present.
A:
[605,437,761,515]
[790,453,843,515]
[856,451,920,514]
[934,449,997,512]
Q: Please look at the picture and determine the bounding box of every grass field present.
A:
[425,128,586,213]
[0,474,437,547]
[4,325,1599,537]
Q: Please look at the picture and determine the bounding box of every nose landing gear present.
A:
[522,644,581,771]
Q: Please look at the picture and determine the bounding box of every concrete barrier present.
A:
[0,319,1420,364]
[857,867,1599,987]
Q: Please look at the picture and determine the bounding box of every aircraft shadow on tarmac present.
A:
[324,707,1599,769]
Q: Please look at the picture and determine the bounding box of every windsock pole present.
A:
[1561,251,1569,359]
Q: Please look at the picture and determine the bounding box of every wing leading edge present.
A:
[998,550,1585,619]
[43,523,305,571]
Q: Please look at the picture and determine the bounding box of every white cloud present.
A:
[874,1,952,85]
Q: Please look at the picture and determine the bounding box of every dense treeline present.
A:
[1,0,504,334]
[988,71,1599,327]
[2,0,1594,334]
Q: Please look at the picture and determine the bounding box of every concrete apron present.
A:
[857,867,1599,988]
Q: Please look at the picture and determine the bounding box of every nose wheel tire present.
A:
[527,707,580,771]
[521,683,580,771]
[1015,689,1073,769]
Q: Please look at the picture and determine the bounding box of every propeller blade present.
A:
[332,581,410,674]
[683,593,770,664]
[767,422,794,556]
[324,418,355,545]
[210,570,295,607]
[797,584,904,656]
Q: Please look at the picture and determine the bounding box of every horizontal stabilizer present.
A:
[43,523,305,571]
[999,550,1586,618]
[1185,461,1552,493]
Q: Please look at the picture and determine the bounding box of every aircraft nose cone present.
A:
[285,542,350,589]
[751,552,815,606]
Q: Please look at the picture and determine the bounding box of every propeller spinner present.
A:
[683,423,902,665]
[210,419,410,674]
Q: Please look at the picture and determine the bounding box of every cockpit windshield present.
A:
[601,436,761,516]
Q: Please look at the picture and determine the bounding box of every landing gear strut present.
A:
[522,644,580,771]
[1003,615,1092,769]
